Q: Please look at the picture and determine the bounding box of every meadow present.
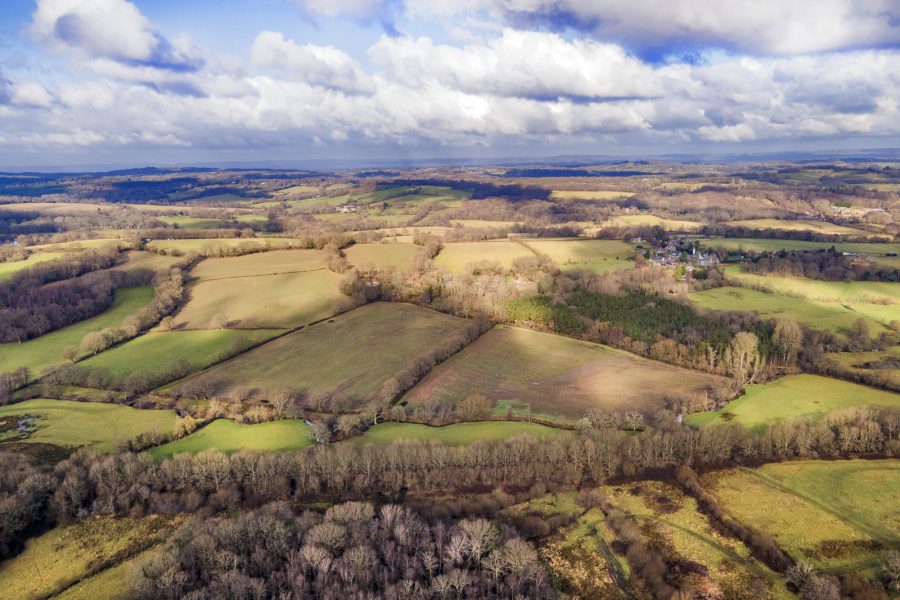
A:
[724,265,900,305]
[434,240,534,272]
[156,215,227,229]
[80,329,280,381]
[601,214,703,231]
[727,219,882,238]
[700,238,900,255]
[0,286,154,375]
[189,248,326,279]
[175,269,346,329]
[403,326,724,420]
[0,251,65,280]
[449,219,521,228]
[149,418,313,458]
[344,242,424,270]
[0,399,177,452]
[604,480,789,598]
[706,460,900,574]
[689,286,889,337]
[550,190,635,200]
[55,547,161,600]
[827,346,900,389]
[145,237,306,254]
[522,239,636,274]
[686,374,900,428]
[353,421,573,446]
[0,516,174,600]
[169,303,474,407]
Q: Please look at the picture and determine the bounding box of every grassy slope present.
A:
[0,516,173,600]
[0,252,65,280]
[707,460,900,574]
[523,239,636,274]
[354,421,573,446]
[604,214,703,231]
[687,374,900,428]
[724,265,900,305]
[344,243,424,270]
[150,418,312,458]
[434,241,534,272]
[606,480,790,598]
[689,286,889,337]
[727,219,881,237]
[827,346,900,389]
[0,399,177,452]
[56,546,161,600]
[80,329,281,379]
[700,238,900,255]
[403,326,724,420]
[189,249,326,279]
[144,237,305,253]
[169,303,473,406]
[175,269,346,329]
[0,286,154,375]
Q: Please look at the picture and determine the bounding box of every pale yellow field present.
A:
[728,219,878,237]
[434,240,534,272]
[550,190,635,200]
[523,239,636,273]
[602,214,704,231]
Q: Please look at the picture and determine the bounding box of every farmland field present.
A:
[604,481,789,597]
[353,421,574,446]
[145,237,305,254]
[686,374,900,428]
[727,219,880,237]
[0,251,65,279]
[403,326,725,420]
[55,546,161,600]
[523,239,636,273]
[149,418,313,458]
[156,215,226,228]
[689,286,889,337]
[344,242,424,270]
[80,329,280,381]
[434,240,534,272]
[602,214,703,231]
[550,190,635,200]
[724,265,900,305]
[827,346,900,389]
[0,399,177,452]
[706,460,900,573]
[0,286,154,375]
[175,269,346,329]
[0,516,174,600]
[449,219,521,228]
[700,237,900,255]
[169,303,475,406]
[189,248,326,279]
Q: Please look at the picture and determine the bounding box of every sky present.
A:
[1,0,899,169]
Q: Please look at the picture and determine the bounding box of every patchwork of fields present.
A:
[404,326,725,420]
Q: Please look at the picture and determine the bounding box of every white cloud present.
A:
[8,81,54,107]
[403,0,900,55]
[299,0,384,18]
[252,31,374,94]
[31,0,201,70]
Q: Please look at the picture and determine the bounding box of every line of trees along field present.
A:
[741,248,900,282]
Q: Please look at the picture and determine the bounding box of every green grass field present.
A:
[404,326,724,420]
[727,219,882,238]
[80,329,281,381]
[156,215,227,229]
[55,546,161,600]
[434,241,534,272]
[604,480,789,598]
[149,418,313,458]
[29,238,124,252]
[449,219,521,228]
[0,516,173,600]
[706,460,900,574]
[145,237,306,254]
[724,265,900,306]
[169,303,474,407]
[550,190,635,200]
[175,269,346,329]
[689,286,889,337]
[827,346,900,389]
[0,399,177,452]
[0,252,65,280]
[344,243,424,270]
[189,249,326,279]
[353,421,574,446]
[523,239,636,274]
[0,286,154,375]
[686,374,900,428]
[700,238,900,255]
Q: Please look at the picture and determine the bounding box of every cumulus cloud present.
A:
[403,0,900,55]
[252,31,374,94]
[31,0,202,70]
[299,0,385,19]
